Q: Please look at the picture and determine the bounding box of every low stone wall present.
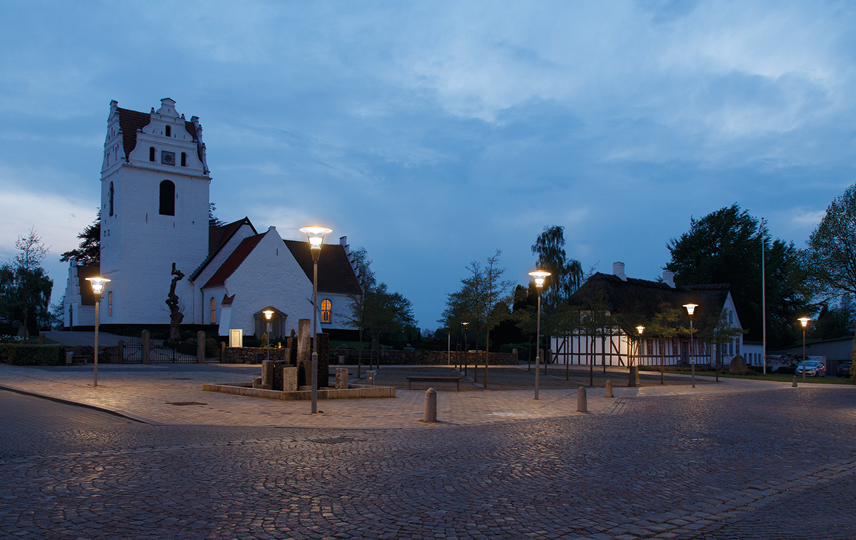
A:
[202,383,396,401]
[338,349,518,366]
[223,347,290,364]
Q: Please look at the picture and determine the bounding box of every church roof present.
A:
[201,233,265,289]
[189,218,258,282]
[284,240,363,296]
[116,107,198,161]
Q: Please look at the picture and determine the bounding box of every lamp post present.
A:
[529,270,551,400]
[86,276,110,388]
[633,325,644,387]
[300,225,332,414]
[799,317,810,383]
[462,322,469,376]
[263,309,274,362]
[684,303,697,389]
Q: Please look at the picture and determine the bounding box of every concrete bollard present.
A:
[423,388,437,423]
[335,367,348,389]
[605,380,613,398]
[261,360,274,390]
[197,330,206,363]
[792,375,798,388]
[577,387,588,413]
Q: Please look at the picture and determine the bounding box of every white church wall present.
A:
[318,292,358,331]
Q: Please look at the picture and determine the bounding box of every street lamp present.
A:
[529,270,551,400]
[632,325,644,387]
[684,303,698,389]
[300,225,332,414]
[799,317,810,383]
[85,276,110,388]
[263,309,274,362]
[462,321,469,376]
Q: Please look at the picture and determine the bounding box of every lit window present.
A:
[210,297,216,323]
[159,180,175,216]
[321,299,332,323]
[108,291,113,317]
[149,147,156,161]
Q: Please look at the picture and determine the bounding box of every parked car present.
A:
[796,360,827,377]
[837,362,851,378]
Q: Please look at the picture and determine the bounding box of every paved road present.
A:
[1,384,855,539]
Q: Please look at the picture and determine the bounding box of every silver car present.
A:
[796,360,826,377]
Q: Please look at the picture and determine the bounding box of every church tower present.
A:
[99,98,211,325]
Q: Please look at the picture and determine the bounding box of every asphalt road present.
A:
[1,386,854,539]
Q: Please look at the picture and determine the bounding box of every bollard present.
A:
[577,387,588,413]
[792,375,798,388]
[261,360,274,390]
[423,388,437,423]
[605,380,613,398]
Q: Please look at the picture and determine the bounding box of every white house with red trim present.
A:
[63,99,362,339]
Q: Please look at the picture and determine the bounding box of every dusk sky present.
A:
[2,1,855,329]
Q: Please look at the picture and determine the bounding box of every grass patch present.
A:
[666,368,854,384]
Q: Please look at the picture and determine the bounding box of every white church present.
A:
[63,98,362,340]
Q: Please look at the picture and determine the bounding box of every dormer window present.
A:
[165,125,171,137]
[149,147,156,161]
[181,152,187,167]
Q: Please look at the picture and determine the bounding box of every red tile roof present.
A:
[284,240,362,295]
[116,107,199,161]
[202,234,265,289]
[190,218,258,282]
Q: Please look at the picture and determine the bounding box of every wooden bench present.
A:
[406,375,464,391]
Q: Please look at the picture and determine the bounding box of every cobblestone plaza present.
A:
[1,363,854,539]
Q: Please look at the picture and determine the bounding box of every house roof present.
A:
[116,106,198,161]
[201,233,265,289]
[284,240,362,295]
[190,218,258,282]
[75,265,102,306]
[569,272,732,333]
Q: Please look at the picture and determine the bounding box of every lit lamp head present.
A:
[636,325,645,336]
[299,226,333,262]
[86,277,110,299]
[799,317,810,328]
[263,309,274,321]
[528,270,551,289]
[683,303,698,316]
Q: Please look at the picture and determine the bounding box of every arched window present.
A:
[321,299,332,323]
[149,147,156,161]
[181,152,187,167]
[210,297,216,324]
[159,180,175,216]
[108,182,114,216]
[165,125,171,137]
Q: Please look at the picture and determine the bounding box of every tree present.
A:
[209,202,225,228]
[666,204,811,347]
[647,303,688,385]
[343,248,376,377]
[697,311,748,381]
[60,212,100,265]
[8,228,51,338]
[531,225,583,351]
[556,288,617,386]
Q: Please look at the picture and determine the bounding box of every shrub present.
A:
[0,344,64,366]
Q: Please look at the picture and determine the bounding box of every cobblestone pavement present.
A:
[1,366,855,539]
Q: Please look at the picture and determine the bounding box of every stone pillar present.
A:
[577,387,588,413]
[261,360,274,390]
[285,337,294,365]
[283,366,298,391]
[297,319,311,363]
[423,388,437,423]
[220,341,226,363]
[118,340,124,365]
[605,380,613,398]
[629,366,638,387]
[335,368,348,389]
[142,330,150,364]
[197,331,206,363]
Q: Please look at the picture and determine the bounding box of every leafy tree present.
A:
[696,311,748,381]
[343,248,376,376]
[209,202,225,228]
[559,288,617,386]
[531,225,583,310]
[647,303,688,385]
[666,204,810,347]
[60,211,100,265]
[1,228,52,336]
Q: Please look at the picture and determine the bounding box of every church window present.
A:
[108,182,114,216]
[321,299,332,323]
[210,297,216,324]
[165,125,171,137]
[159,180,175,216]
[149,147,156,161]
[181,152,187,167]
[108,291,113,317]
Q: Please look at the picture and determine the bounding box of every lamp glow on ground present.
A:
[529,270,550,400]
[799,317,810,383]
[300,225,332,414]
[85,276,110,388]
[684,303,698,389]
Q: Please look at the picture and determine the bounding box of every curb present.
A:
[0,384,164,426]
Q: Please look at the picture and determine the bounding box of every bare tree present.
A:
[14,228,50,338]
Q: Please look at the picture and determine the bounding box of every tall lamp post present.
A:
[529,270,550,400]
[263,309,274,362]
[684,303,698,389]
[300,225,332,414]
[462,322,469,376]
[86,276,110,388]
[633,325,644,387]
[798,317,810,383]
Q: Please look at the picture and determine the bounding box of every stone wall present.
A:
[339,349,517,366]
[223,347,290,364]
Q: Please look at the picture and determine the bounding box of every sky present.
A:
[1,0,855,330]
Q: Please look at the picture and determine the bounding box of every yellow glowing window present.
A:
[321,299,332,323]
[210,297,216,324]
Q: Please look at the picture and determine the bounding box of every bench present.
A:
[406,375,464,391]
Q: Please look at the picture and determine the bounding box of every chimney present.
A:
[613,262,627,281]
[663,270,675,288]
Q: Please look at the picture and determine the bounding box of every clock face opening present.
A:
[161,150,176,166]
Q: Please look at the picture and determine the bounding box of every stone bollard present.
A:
[628,366,638,387]
[792,375,798,388]
[283,367,298,391]
[261,361,274,390]
[423,388,437,423]
[605,380,613,398]
[335,368,348,389]
[577,387,588,413]
[197,330,206,363]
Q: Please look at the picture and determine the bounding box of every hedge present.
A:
[0,344,65,366]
